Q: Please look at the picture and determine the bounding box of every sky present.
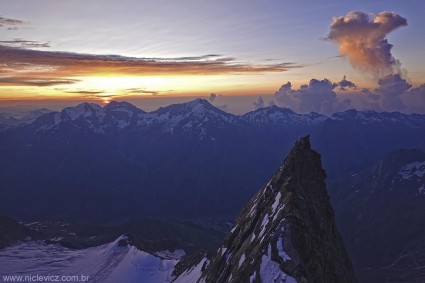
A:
[1,0,425,114]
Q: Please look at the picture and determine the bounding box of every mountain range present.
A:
[0,108,52,128]
[1,99,425,223]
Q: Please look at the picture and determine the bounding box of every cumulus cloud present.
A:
[375,74,411,111]
[328,11,407,76]
[268,100,276,107]
[209,93,217,102]
[335,75,357,91]
[273,78,352,114]
[409,84,425,99]
[362,74,424,113]
[407,84,425,113]
[323,11,425,113]
[340,74,425,113]
[252,96,265,109]
[271,11,422,114]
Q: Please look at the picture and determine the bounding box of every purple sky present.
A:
[1,0,425,114]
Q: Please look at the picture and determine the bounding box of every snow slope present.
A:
[0,236,180,283]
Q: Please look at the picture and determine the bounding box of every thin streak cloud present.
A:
[0,16,26,27]
[120,88,160,96]
[0,39,50,48]
[0,45,302,85]
[0,77,79,87]
[64,90,105,95]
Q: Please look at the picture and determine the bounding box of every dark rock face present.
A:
[172,251,209,279]
[204,136,358,283]
[330,149,425,283]
[0,215,42,249]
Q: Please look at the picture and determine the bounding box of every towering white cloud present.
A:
[407,84,425,113]
[252,96,265,109]
[375,74,411,111]
[328,11,407,76]
[272,11,423,115]
[273,78,353,114]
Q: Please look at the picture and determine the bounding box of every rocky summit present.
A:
[202,136,358,283]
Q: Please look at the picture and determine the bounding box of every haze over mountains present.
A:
[0,137,359,283]
[1,99,425,223]
[0,108,52,127]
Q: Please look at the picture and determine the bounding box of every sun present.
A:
[100,96,112,104]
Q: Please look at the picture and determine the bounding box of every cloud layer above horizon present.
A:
[0,45,300,87]
[268,10,422,115]
[270,74,425,114]
[1,4,425,115]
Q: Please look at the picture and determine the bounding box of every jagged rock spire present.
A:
[203,136,358,283]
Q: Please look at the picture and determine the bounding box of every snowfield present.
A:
[0,236,182,283]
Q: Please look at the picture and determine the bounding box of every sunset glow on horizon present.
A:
[1,0,425,114]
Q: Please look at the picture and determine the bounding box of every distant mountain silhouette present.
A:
[1,100,425,223]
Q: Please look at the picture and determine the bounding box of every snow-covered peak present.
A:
[40,102,108,132]
[62,102,105,121]
[137,99,236,136]
[331,109,425,126]
[182,98,218,113]
[104,101,145,116]
[154,98,229,117]
[331,109,388,122]
[307,111,327,121]
[242,105,327,126]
